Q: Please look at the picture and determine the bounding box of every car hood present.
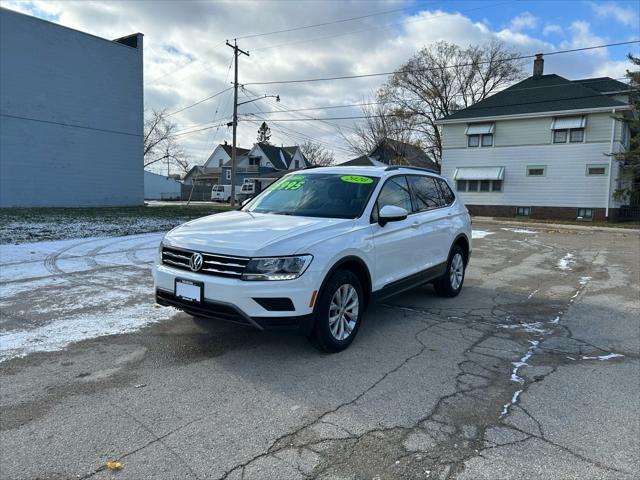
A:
[164,210,354,257]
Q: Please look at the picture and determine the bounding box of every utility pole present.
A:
[226,39,249,207]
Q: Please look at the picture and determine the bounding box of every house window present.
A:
[577,208,593,220]
[467,134,493,148]
[569,128,584,143]
[527,166,546,176]
[551,116,586,144]
[586,164,607,176]
[516,207,530,217]
[294,160,300,168]
[553,130,567,143]
[225,170,231,180]
[456,179,502,192]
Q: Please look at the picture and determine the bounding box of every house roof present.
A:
[341,155,375,167]
[342,139,438,171]
[220,144,249,157]
[572,77,631,94]
[440,74,628,122]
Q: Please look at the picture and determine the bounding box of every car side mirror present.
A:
[378,205,408,226]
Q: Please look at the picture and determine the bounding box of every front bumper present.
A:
[156,289,315,334]
[153,263,320,334]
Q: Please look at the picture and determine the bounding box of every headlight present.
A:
[242,255,313,281]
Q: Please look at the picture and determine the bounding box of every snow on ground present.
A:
[472,230,494,239]
[557,252,576,270]
[0,232,177,362]
[500,227,538,234]
[581,353,625,361]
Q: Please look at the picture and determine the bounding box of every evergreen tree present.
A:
[615,54,640,204]
[257,122,272,144]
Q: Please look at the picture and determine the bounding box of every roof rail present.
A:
[384,165,440,174]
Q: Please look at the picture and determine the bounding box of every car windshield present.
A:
[243,173,379,219]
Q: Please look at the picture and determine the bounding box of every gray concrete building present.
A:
[0,8,144,207]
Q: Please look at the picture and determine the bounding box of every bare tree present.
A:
[378,40,524,165]
[300,140,336,166]
[143,109,189,175]
[342,99,419,158]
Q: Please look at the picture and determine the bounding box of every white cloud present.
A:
[543,24,563,36]
[2,1,633,164]
[589,1,640,27]
[509,12,538,31]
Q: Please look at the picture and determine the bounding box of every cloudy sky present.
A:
[4,0,639,168]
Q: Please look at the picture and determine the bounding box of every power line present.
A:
[236,4,416,40]
[242,91,634,122]
[169,122,231,138]
[245,40,640,85]
[1,113,141,137]
[250,0,512,52]
[166,86,234,117]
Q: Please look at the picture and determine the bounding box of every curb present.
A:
[472,216,640,234]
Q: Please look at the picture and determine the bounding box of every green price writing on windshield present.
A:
[341,175,373,184]
[269,179,305,191]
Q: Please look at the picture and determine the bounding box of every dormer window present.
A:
[551,116,585,144]
[465,123,494,148]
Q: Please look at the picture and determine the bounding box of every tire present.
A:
[226,197,231,203]
[309,270,364,353]
[434,245,466,298]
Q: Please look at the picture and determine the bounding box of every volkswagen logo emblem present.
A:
[189,252,203,272]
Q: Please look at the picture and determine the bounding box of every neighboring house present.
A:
[436,54,632,221]
[220,142,310,191]
[0,8,143,207]
[144,171,181,200]
[182,143,250,187]
[342,139,438,171]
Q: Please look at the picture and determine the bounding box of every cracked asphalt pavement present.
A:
[1,221,639,479]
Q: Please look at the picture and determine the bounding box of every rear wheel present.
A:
[434,245,466,297]
[309,270,364,353]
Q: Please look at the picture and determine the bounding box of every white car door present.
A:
[406,175,454,268]
[371,175,424,290]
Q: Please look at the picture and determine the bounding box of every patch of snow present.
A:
[498,322,549,335]
[0,303,178,362]
[581,353,624,361]
[472,230,493,239]
[509,340,539,384]
[548,316,560,324]
[557,253,575,271]
[527,289,539,300]
[500,228,538,234]
[500,390,523,417]
[579,276,592,285]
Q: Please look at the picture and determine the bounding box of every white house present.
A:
[0,8,143,207]
[220,142,310,189]
[437,55,632,221]
[144,171,181,200]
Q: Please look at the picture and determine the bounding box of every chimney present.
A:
[533,53,544,77]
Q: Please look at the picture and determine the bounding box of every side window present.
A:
[408,176,442,211]
[372,176,412,222]
[436,178,455,205]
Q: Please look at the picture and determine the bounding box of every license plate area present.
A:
[175,278,203,303]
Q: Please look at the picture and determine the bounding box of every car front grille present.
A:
[162,246,249,278]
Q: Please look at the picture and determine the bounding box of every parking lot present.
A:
[0,221,638,479]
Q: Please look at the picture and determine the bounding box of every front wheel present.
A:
[434,245,466,297]
[309,270,364,353]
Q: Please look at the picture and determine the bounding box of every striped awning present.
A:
[465,123,495,135]
[551,116,586,130]
[453,166,505,181]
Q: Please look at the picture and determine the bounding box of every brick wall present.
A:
[466,204,620,222]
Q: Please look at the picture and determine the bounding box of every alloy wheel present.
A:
[449,253,464,290]
[328,284,359,341]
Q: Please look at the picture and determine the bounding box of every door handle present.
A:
[411,221,420,229]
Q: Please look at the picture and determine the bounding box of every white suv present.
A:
[154,166,471,352]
